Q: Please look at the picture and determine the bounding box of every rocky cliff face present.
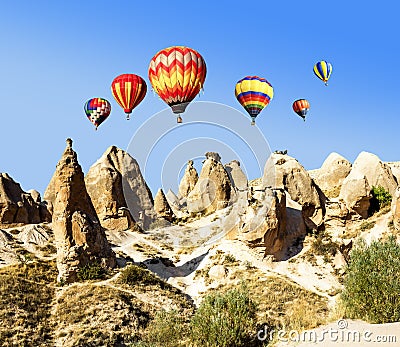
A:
[154,188,174,222]
[187,152,232,215]
[84,146,153,231]
[309,152,351,198]
[262,153,325,230]
[178,160,198,198]
[239,188,286,257]
[392,187,400,231]
[225,160,248,191]
[351,152,397,195]
[0,173,49,224]
[51,139,116,283]
[339,169,371,219]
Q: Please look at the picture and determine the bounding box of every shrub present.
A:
[369,186,392,215]
[340,236,400,323]
[119,265,170,289]
[223,254,237,264]
[310,230,338,257]
[77,262,107,281]
[142,310,189,347]
[190,284,258,347]
[359,220,376,232]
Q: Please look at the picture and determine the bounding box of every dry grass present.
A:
[211,268,329,333]
[0,260,57,347]
[53,284,153,346]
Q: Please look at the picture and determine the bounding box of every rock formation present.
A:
[309,152,352,197]
[0,173,45,224]
[178,160,198,198]
[339,169,371,218]
[225,160,248,191]
[352,152,397,195]
[51,139,116,283]
[154,188,174,222]
[262,153,325,230]
[84,146,154,231]
[387,162,400,185]
[239,188,286,257]
[187,152,232,215]
[324,200,350,229]
[392,187,400,230]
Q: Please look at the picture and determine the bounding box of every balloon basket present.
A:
[126,114,130,120]
[177,116,183,123]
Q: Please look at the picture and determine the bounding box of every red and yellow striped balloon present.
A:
[111,74,147,120]
[148,46,207,122]
[292,99,310,121]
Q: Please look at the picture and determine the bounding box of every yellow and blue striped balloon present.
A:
[235,76,274,125]
[313,60,332,86]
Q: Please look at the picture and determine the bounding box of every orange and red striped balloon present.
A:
[111,74,147,120]
[148,46,206,122]
[292,99,310,121]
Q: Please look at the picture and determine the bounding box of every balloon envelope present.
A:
[84,98,111,129]
[111,74,147,119]
[148,46,207,121]
[235,76,274,124]
[292,99,310,120]
[313,60,332,85]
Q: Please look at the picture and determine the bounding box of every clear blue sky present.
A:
[0,1,399,195]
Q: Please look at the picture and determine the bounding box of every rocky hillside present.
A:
[0,140,399,346]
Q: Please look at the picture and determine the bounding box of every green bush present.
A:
[369,186,392,215]
[119,265,170,289]
[77,262,106,281]
[340,236,400,323]
[190,285,258,347]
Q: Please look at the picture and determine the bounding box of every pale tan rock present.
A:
[387,162,400,185]
[310,152,352,197]
[333,252,347,272]
[208,264,227,280]
[0,173,42,224]
[339,169,371,218]
[51,139,116,283]
[225,160,248,191]
[392,187,400,230]
[324,200,350,229]
[178,160,198,198]
[85,146,155,231]
[262,153,325,230]
[285,193,307,240]
[187,154,232,215]
[154,188,174,222]
[352,152,397,195]
[239,188,286,257]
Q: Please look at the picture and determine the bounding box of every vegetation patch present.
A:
[369,186,392,215]
[53,284,152,346]
[0,260,57,346]
[77,261,107,281]
[340,236,400,323]
[359,220,376,232]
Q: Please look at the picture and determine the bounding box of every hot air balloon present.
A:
[148,46,207,123]
[111,74,147,120]
[84,98,111,130]
[235,76,274,125]
[313,60,332,86]
[292,99,310,121]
